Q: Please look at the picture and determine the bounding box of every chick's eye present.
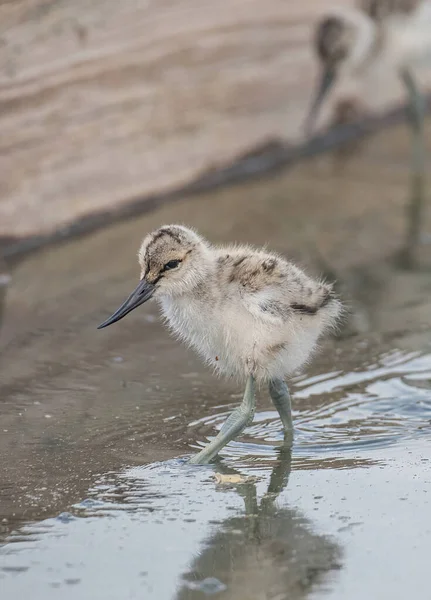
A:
[164,259,181,271]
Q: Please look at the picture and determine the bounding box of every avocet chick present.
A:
[305,1,431,136]
[98,225,343,464]
[305,2,431,265]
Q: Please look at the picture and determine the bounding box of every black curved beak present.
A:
[304,66,337,136]
[97,278,155,329]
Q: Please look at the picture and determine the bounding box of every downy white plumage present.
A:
[98,225,343,464]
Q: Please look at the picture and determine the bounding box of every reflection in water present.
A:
[0,258,11,334]
[396,170,426,271]
[307,131,431,338]
[0,354,429,598]
[0,449,342,600]
[177,447,342,600]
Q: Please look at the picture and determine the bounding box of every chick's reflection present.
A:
[177,447,343,600]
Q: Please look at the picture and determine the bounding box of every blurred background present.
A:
[1,2,431,600]
[1,0,431,243]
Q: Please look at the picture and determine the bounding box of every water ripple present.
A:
[189,349,431,467]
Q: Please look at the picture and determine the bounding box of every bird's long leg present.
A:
[269,378,294,446]
[189,374,256,465]
[398,67,427,269]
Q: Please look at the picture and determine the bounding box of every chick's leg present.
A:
[269,378,294,446]
[189,375,256,465]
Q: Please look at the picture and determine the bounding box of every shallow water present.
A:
[1,123,431,599]
[1,349,430,599]
[192,349,431,465]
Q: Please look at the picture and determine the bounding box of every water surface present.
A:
[1,123,431,599]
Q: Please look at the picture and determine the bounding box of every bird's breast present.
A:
[159,296,221,351]
[158,295,253,375]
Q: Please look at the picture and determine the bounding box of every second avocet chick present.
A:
[98,225,343,464]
